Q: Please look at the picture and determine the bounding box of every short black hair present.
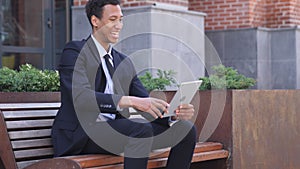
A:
[85,0,120,26]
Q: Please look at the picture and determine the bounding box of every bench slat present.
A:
[2,110,58,119]
[68,142,225,169]
[85,150,229,169]
[0,103,60,110]
[6,119,54,130]
[67,154,123,168]
[194,142,223,152]
[191,149,229,163]
[9,129,51,139]
[11,138,52,149]
[14,147,53,159]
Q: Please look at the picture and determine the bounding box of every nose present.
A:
[115,20,123,30]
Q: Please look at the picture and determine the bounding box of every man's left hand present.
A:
[173,104,195,120]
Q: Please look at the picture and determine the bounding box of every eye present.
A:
[109,18,117,22]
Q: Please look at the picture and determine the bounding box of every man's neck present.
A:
[92,33,109,52]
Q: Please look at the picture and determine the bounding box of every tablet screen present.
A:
[163,80,202,117]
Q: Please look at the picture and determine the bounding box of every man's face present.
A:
[92,4,123,48]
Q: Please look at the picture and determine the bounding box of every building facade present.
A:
[189,0,300,89]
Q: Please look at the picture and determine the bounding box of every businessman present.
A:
[51,0,196,168]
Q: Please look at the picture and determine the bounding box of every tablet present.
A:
[163,80,202,117]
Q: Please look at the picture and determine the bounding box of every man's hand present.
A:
[119,96,169,119]
[172,104,194,121]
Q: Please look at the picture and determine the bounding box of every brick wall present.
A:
[266,0,300,28]
[189,0,300,30]
[73,0,300,30]
[73,0,188,7]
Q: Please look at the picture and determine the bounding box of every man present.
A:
[51,0,196,168]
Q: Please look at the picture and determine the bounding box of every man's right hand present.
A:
[119,96,169,119]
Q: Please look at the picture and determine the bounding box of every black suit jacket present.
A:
[51,37,156,157]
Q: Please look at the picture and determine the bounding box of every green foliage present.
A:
[0,64,60,92]
[0,67,17,92]
[139,69,177,92]
[199,64,256,90]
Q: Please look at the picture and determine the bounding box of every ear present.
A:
[91,15,99,28]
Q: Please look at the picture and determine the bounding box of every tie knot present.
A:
[104,54,112,60]
[104,54,113,65]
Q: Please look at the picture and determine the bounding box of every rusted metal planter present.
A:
[151,90,300,169]
[0,92,61,103]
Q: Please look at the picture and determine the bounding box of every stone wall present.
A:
[206,27,300,89]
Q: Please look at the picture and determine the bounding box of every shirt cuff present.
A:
[116,105,123,111]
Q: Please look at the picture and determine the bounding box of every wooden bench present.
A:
[0,103,229,169]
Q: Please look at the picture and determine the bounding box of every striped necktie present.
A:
[104,54,114,78]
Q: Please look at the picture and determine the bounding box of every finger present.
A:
[179,104,194,109]
[153,98,170,109]
[147,109,159,119]
[176,113,192,120]
[153,97,169,105]
[152,99,169,115]
[176,109,194,120]
[151,106,164,118]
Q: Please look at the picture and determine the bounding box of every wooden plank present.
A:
[70,142,226,169]
[2,109,58,119]
[8,129,51,139]
[190,150,229,163]
[193,142,223,153]
[14,147,53,159]
[11,138,52,149]
[89,164,123,169]
[0,103,60,110]
[68,154,123,168]
[6,119,54,130]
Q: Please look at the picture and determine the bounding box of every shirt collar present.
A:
[91,34,112,59]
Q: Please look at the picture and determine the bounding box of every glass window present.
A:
[2,0,44,48]
[1,0,70,69]
[2,52,43,70]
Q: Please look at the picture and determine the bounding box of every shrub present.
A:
[138,69,177,92]
[0,64,60,92]
[199,64,256,90]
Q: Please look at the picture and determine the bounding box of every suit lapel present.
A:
[86,37,101,65]
[85,37,106,92]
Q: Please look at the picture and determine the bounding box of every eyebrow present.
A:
[109,15,123,18]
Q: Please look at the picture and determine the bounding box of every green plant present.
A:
[0,64,60,92]
[139,69,177,92]
[199,64,256,90]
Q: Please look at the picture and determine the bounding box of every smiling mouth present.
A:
[111,32,119,38]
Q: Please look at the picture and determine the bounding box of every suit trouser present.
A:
[81,118,197,169]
